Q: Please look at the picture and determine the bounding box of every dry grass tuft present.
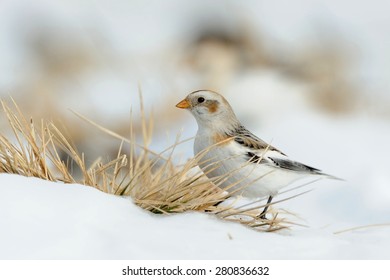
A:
[0,97,303,232]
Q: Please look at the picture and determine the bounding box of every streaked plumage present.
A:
[176,90,337,216]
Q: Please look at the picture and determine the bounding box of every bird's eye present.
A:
[198,97,205,103]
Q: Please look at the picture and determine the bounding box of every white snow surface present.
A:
[0,173,389,260]
[0,0,390,260]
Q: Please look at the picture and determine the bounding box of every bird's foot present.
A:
[258,212,269,220]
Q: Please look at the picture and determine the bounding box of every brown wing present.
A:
[230,125,286,155]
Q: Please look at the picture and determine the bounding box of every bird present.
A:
[176,89,339,218]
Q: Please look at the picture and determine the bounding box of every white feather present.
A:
[195,130,307,198]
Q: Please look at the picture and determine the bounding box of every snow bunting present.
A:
[176,89,338,218]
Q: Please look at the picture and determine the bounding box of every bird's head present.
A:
[176,90,239,132]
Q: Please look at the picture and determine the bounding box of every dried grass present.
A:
[334,223,390,235]
[0,96,304,232]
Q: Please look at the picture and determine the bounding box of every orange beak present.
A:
[176,99,191,109]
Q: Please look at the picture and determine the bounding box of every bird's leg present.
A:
[258,196,273,219]
[213,200,224,207]
[212,195,231,207]
[204,196,231,212]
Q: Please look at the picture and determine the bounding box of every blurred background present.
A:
[1,0,389,228]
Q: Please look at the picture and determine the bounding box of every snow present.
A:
[1,0,390,260]
[0,173,389,260]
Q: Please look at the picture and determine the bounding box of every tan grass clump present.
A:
[0,97,300,232]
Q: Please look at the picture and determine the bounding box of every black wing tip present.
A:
[246,152,266,164]
[246,154,344,180]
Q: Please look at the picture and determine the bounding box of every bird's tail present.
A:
[320,172,344,181]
